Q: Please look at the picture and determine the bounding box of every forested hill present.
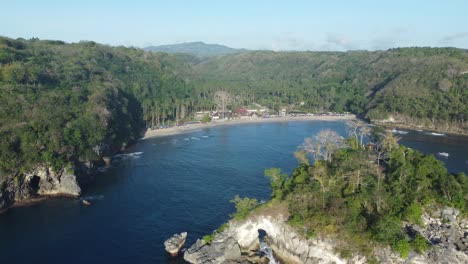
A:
[0,37,193,177]
[192,49,468,132]
[1,36,468,182]
[144,41,247,58]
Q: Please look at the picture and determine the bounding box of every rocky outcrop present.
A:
[411,207,468,264]
[24,166,80,196]
[184,214,351,264]
[164,232,188,256]
[0,165,82,211]
[184,207,468,264]
[184,233,242,263]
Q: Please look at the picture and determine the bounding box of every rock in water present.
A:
[164,232,187,256]
[82,200,91,206]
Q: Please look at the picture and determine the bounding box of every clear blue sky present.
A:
[2,0,467,51]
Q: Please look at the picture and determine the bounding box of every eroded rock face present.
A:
[184,207,468,264]
[184,214,349,264]
[414,207,468,264]
[227,216,348,264]
[184,232,241,263]
[0,166,81,211]
[25,166,81,197]
[164,232,188,256]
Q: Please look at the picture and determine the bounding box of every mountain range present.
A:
[144,41,247,58]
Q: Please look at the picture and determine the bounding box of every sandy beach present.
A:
[142,115,356,139]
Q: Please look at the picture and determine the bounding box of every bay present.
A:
[0,121,466,263]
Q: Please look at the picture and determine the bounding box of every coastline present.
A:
[0,193,81,214]
[142,115,356,139]
[1,115,355,213]
[376,122,468,137]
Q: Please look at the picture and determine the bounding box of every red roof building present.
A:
[236,107,249,116]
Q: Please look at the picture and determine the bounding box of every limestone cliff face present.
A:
[184,208,468,264]
[0,165,82,211]
[184,214,354,264]
[26,166,81,196]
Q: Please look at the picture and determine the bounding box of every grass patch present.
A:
[202,223,228,244]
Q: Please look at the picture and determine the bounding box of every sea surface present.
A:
[0,121,466,263]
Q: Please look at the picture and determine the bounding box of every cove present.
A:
[0,121,466,264]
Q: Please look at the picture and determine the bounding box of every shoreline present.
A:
[0,194,80,214]
[377,122,468,137]
[142,115,357,139]
[1,115,355,214]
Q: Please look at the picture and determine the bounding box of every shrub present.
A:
[412,234,430,253]
[201,115,211,123]
[404,203,423,225]
[230,195,258,220]
[202,223,229,244]
[393,239,410,259]
[202,233,215,244]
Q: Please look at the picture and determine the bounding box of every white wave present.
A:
[81,195,104,201]
[128,152,143,156]
[191,137,200,140]
[437,152,449,157]
[391,129,408,135]
[430,132,445,136]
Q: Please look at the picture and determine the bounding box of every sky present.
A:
[1,0,468,51]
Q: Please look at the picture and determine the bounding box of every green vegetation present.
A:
[265,129,467,257]
[412,234,430,254]
[191,49,468,131]
[0,35,467,199]
[201,114,211,123]
[202,223,228,244]
[230,195,259,220]
[0,37,192,181]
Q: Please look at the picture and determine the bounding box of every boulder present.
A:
[184,233,241,264]
[164,232,187,257]
[224,237,242,260]
[442,208,460,223]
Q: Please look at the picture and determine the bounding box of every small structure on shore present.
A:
[164,232,187,256]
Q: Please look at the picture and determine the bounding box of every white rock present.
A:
[164,232,187,256]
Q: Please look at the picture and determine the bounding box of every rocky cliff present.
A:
[184,213,359,264]
[0,164,87,211]
[184,206,468,264]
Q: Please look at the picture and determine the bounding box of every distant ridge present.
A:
[144,41,247,57]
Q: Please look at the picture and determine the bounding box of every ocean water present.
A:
[0,121,466,263]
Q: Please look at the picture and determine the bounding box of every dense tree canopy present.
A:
[265,129,467,258]
[190,48,468,130]
[0,36,467,184]
[0,37,192,178]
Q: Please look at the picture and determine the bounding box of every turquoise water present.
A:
[0,121,466,263]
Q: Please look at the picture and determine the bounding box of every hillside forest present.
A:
[0,36,467,182]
